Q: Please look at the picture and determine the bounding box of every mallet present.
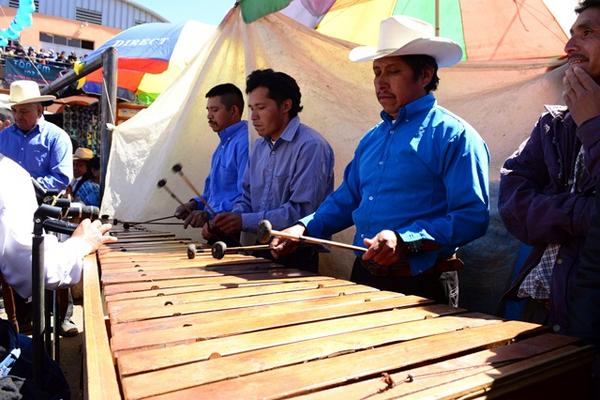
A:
[186,243,213,259]
[113,215,178,230]
[257,220,367,253]
[157,179,187,208]
[172,163,216,216]
[210,241,271,259]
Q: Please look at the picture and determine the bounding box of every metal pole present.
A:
[435,0,440,37]
[100,47,118,200]
[31,219,45,386]
[53,291,60,363]
[39,55,104,95]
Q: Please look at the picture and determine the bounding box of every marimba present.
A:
[83,227,596,399]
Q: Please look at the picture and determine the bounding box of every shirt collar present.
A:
[266,116,300,147]
[9,117,44,137]
[218,120,247,143]
[380,93,436,125]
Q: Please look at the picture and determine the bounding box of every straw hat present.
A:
[8,80,56,106]
[349,15,463,67]
[73,147,94,161]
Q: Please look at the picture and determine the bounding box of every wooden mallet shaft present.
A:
[172,163,216,215]
[257,220,367,253]
[211,241,271,259]
[157,179,187,207]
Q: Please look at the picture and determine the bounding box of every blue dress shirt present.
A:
[74,179,100,207]
[301,94,490,275]
[194,120,249,214]
[0,118,73,191]
[233,116,334,232]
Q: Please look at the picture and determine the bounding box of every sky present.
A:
[135,0,235,25]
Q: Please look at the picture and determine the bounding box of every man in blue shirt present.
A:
[272,16,489,302]
[0,80,72,191]
[175,84,249,236]
[211,69,334,272]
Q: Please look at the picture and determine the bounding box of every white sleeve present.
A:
[0,156,90,298]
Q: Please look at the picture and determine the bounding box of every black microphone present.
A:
[33,204,63,220]
[65,204,99,220]
[42,219,77,236]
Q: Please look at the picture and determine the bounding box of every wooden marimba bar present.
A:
[83,226,596,399]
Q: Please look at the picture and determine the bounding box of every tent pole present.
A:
[99,47,117,202]
[39,55,104,95]
[435,0,440,36]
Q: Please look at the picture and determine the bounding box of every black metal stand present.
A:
[31,215,45,387]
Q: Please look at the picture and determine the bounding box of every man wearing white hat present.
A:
[0,80,73,191]
[272,16,490,304]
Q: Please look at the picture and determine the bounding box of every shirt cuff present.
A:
[397,227,434,243]
[300,212,321,237]
[241,212,264,232]
[192,197,204,210]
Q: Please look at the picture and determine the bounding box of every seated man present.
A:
[68,147,100,207]
[210,69,335,272]
[499,0,600,334]
[175,84,248,239]
[272,16,490,303]
[0,153,116,399]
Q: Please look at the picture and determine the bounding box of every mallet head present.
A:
[123,222,130,230]
[157,179,167,188]
[257,220,273,244]
[187,243,197,259]
[172,163,183,173]
[211,241,227,259]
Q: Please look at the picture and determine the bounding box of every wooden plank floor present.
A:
[85,227,595,400]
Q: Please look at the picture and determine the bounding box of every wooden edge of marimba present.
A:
[83,254,122,400]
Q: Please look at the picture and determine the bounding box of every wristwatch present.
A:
[393,232,422,255]
[406,240,422,254]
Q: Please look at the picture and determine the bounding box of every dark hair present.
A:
[401,55,440,92]
[245,69,303,119]
[575,0,600,13]
[205,83,244,111]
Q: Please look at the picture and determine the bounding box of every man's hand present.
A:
[270,224,306,259]
[201,223,215,241]
[72,219,117,253]
[563,66,600,126]
[183,210,209,229]
[213,212,242,236]
[174,200,197,220]
[362,230,405,267]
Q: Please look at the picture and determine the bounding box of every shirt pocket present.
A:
[219,163,238,188]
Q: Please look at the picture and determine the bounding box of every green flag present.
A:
[239,0,292,23]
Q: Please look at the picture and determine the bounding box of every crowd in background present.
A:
[0,41,84,67]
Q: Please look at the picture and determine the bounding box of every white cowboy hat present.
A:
[349,15,463,67]
[73,147,94,161]
[8,80,56,106]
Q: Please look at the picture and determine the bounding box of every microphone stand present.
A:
[31,205,76,385]
[31,207,56,386]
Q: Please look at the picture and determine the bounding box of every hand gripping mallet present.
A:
[171,163,216,216]
[257,220,368,253]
